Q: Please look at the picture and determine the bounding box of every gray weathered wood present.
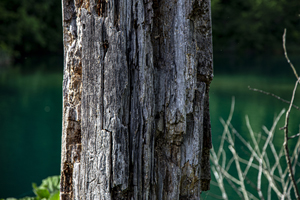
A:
[60,0,213,199]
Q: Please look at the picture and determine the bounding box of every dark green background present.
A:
[0,0,299,60]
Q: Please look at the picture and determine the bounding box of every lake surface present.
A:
[0,55,299,198]
[0,56,63,198]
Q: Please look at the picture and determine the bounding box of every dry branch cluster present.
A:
[211,99,300,200]
[209,30,300,200]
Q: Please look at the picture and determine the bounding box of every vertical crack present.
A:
[127,14,134,198]
[101,22,107,130]
[96,0,107,17]
[110,129,113,195]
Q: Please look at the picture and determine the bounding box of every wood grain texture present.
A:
[61,0,213,199]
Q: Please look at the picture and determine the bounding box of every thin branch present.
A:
[291,135,300,182]
[217,97,235,159]
[268,183,272,200]
[246,116,261,156]
[244,176,265,200]
[243,152,255,177]
[229,145,249,200]
[212,165,228,200]
[269,138,285,190]
[210,180,219,187]
[286,182,293,200]
[246,191,260,200]
[211,146,229,200]
[224,175,244,200]
[225,121,260,162]
[288,133,300,140]
[217,97,235,160]
[225,157,234,172]
[222,150,227,169]
[283,29,299,80]
[203,191,225,200]
[283,29,300,199]
[219,163,241,185]
[257,149,264,200]
[283,79,300,199]
[248,86,300,111]
[263,130,284,186]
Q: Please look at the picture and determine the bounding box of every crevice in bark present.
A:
[111,184,131,199]
[114,0,120,31]
[109,129,113,196]
[96,0,107,17]
[142,121,146,197]
[101,21,107,130]
[189,0,204,20]
[126,7,134,198]
[74,0,83,8]
[201,85,212,191]
[61,162,74,199]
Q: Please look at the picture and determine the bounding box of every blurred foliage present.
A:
[211,0,300,55]
[0,0,299,60]
[0,0,62,59]
[0,176,60,200]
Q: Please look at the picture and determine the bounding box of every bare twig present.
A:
[211,165,228,200]
[268,134,285,190]
[283,29,299,80]
[248,86,300,111]
[211,146,229,200]
[225,157,234,171]
[246,116,261,155]
[282,79,300,199]
[247,192,260,200]
[224,176,244,199]
[268,184,272,200]
[203,191,224,199]
[229,145,249,200]
[217,97,235,160]
[244,176,265,200]
[282,29,300,200]
[243,152,254,178]
[292,134,300,168]
[288,133,300,140]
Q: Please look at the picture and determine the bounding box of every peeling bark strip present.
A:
[61,0,213,199]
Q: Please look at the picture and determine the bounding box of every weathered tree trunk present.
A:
[60,0,213,199]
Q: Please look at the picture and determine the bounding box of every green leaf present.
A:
[32,183,50,199]
[49,191,59,200]
[1,176,60,200]
[19,197,36,200]
[40,176,60,194]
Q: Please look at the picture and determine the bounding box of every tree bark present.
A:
[60,0,213,199]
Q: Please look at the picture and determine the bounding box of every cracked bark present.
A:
[60,0,213,199]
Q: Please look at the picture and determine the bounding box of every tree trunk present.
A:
[60,0,213,199]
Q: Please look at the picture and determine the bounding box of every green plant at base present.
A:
[0,176,60,200]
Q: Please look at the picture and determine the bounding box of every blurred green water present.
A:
[0,57,63,198]
[0,56,299,199]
